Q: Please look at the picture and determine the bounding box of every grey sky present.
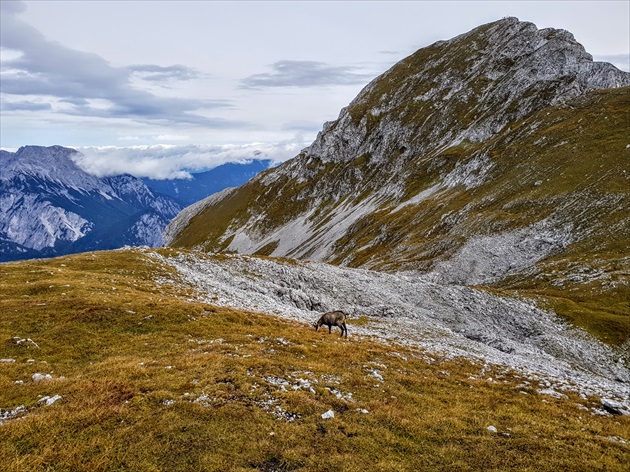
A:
[1,0,628,178]
[240,60,374,89]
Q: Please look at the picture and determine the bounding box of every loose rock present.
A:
[601,398,629,416]
[38,395,62,406]
[32,373,52,382]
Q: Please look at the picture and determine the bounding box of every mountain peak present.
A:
[304,18,629,166]
[17,144,75,153]
[0,145,183,260]
[14,145,79,165]
[164,21,629,346]
[1,145,96,188]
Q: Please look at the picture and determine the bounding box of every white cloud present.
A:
[0,2,238,129]
[2,1,628,152]
[240,60,373,89]
[72,142,308,180]
[0,47,24,63]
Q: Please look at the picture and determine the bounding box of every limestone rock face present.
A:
[305,18,629,166]
[166,18,629,313]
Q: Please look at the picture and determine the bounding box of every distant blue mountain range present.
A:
[142,160,273,206]
[0,146,271,262]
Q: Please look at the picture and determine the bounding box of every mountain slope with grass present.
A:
[1,248,628,471]
[165,18,630,347]
[2,17,629,470]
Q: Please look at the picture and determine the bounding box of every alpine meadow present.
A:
[1,17,629,472]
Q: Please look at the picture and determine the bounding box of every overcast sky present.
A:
[1,0,629,178]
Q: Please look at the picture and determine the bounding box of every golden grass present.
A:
[1,249,628,471]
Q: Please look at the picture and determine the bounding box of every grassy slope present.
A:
[342,87,630,345]
[168,87,629,347]
[0,249,628,471]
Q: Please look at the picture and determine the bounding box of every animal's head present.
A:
[312,321,319,330]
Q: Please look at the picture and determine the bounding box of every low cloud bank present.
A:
[73,142,307,180]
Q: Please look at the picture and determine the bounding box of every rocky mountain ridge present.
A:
[0,147,274,262]
[164,18,630,345]
[0,145,181,261]
[305,17,628,168]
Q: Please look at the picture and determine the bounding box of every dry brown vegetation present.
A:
[1,249,628,471]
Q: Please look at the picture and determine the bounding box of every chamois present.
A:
[313,311,348,338]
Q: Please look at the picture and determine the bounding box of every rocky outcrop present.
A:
[306,18,629,167]
[165,19,629,348]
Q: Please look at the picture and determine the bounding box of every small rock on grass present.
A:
[321,410,335,419]
[38,395,62,406]
[601,398,629,416]
[32,373,52,382]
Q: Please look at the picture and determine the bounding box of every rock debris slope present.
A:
[149,250,630,408]
[165,17,630,347]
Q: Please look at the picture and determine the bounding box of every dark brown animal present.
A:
[313,310,347,338]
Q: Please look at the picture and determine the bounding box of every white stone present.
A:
[38,395,62,406]
[32,373,52,382]
[538,388,568,400]
[601,398,629,416]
